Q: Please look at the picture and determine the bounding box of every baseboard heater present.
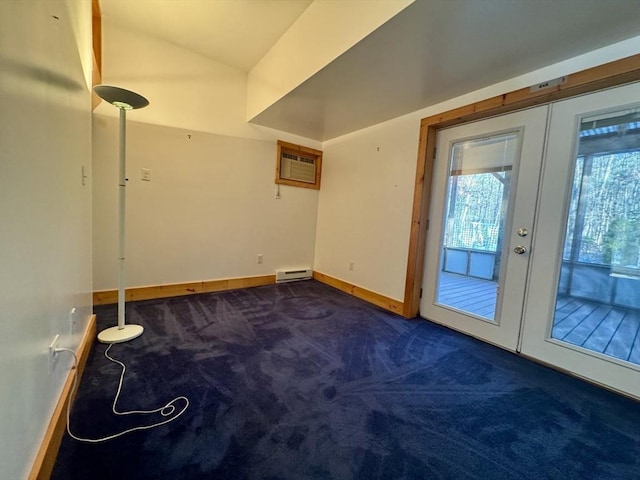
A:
[275,268,313,283]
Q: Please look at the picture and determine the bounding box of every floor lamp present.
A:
[94,85,149,344]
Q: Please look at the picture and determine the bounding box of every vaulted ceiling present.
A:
[100,0,640,141]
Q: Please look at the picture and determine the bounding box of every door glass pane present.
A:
[435,132,519,321]
[552,108,640,365]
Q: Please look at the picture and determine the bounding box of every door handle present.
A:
[514,245,527,254]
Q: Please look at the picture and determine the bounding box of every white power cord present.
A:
[56,344,189,443]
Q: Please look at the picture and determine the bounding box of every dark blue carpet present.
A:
[52,280,640,479]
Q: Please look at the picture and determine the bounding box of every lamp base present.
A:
[97,324,144,344]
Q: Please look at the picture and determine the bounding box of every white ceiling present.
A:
[100,0,313,72]
[101,0,640,141]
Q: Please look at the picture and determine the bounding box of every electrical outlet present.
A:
[49,334,60,372]
[349,261,355,271]
[257,254,263,264]
[141,168,151,181]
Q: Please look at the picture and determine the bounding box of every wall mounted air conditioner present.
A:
[276,140,322,190]
[280,152,317,184]
[275,268,313,283]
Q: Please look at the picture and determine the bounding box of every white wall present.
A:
[97,20,321,146]
[314,119,418,300]
[0,1,93,478]
[315,37,640,302]
[93,116,318,290]
[93,20,323,291]
[95,20,249,139]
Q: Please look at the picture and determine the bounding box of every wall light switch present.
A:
[141,168,151,181]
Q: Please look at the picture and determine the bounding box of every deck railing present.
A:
[559,261,639,310]
[441,250,639,311]
[442,247,496,281]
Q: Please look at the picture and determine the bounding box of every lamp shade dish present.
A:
[94,85,149,110]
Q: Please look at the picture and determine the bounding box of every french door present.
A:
[521,83,639,397]
[421,83,640,398]
[421,105,549,351]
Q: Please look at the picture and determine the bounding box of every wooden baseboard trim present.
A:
[94,273,406,318]
[29,314,97,480]
[313,271,405,316]
[93,275,277,305]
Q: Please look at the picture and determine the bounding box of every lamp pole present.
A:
[94,85,149,344]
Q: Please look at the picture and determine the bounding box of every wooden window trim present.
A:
[276,140,323,190]
[402,54,640,318]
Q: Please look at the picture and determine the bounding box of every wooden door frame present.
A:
[402,54,640,318]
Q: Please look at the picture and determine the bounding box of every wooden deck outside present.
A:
[437,272,498,319]
[436,271,640,365]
